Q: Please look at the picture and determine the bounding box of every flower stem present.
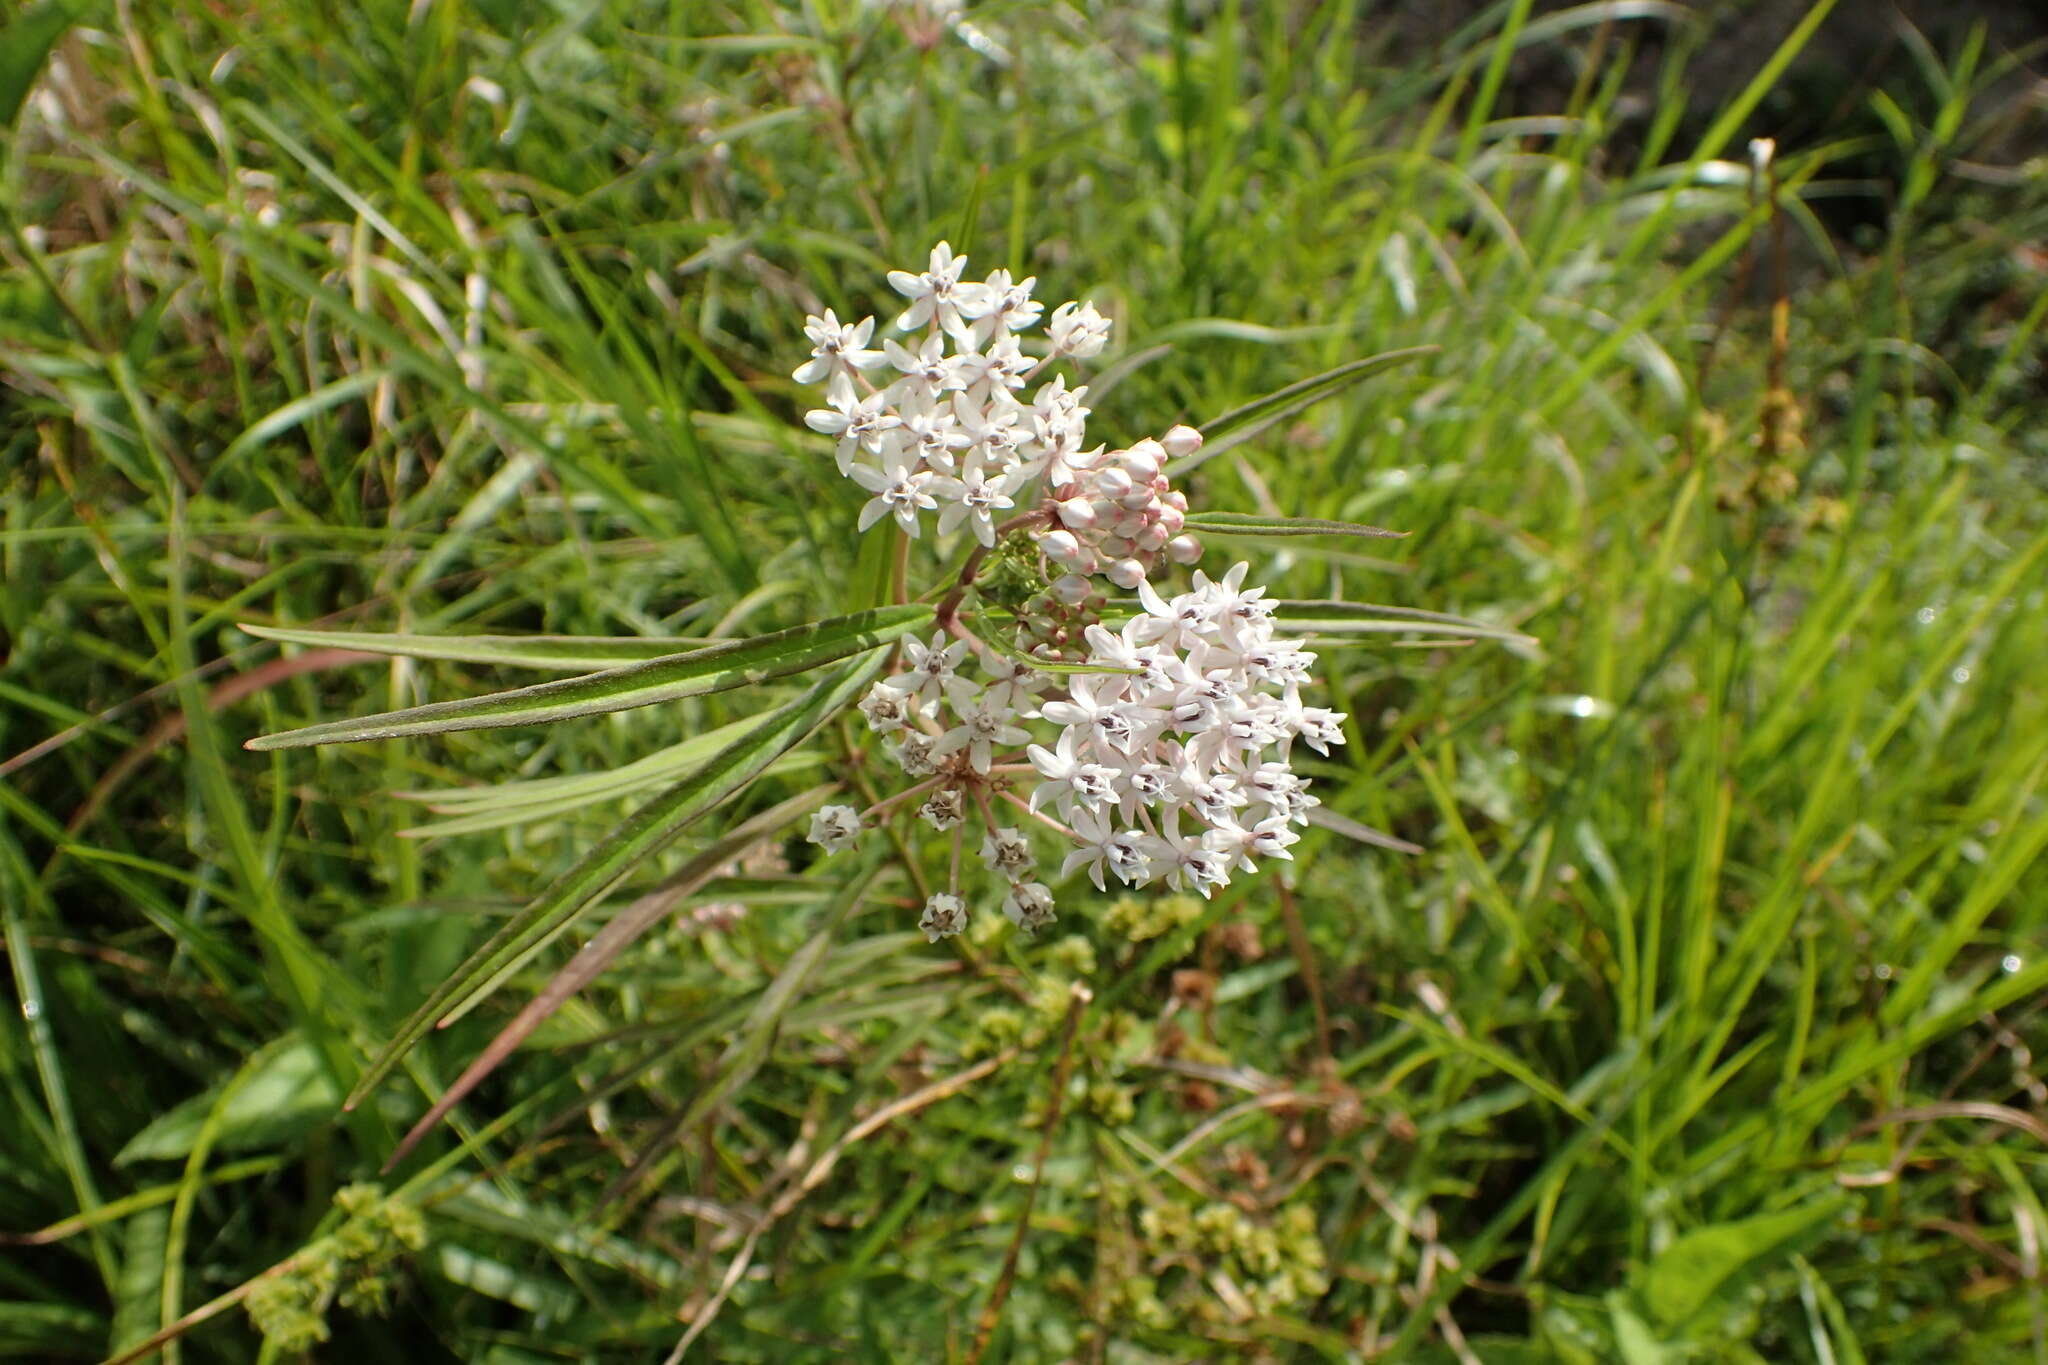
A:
[1000,790,1080,843]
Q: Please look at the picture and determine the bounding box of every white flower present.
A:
[883,332,967,392]
[900,632,970,708]
[806,389,903,475]
[887,241,987,339]
[1003,881,1057,934]
[918,788,966,830]
[1154,813,1230,897]
[933,694,1031,774]
[849,446,938,535]
[894,732,940,776]
[931,454,1023,546]
[920,892,968,942]
[894,387,971,474]
[981,653,1048,713]
[806,804,862,852]
[1047,300,1111,358]
[1039,675,1142,755]
[1061,807,1117,891]
[858,680,917,733]
[979,826,1036,881]
[950,388,1026,468]
[1026,730,1117,815]
[971,268,1042,344]
[793,309,886,405]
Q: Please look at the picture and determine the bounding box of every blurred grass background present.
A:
[2,0,2046,1360]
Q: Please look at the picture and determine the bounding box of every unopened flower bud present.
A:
[1100,535,1134,559]
[1161,424,1203,458]
[1118,443,1162,483]
[1164,489,1189,512]
[1039,528,1082,564]
[1119,487,1155,512]
[1155,504,1185,535]
[1051,573,1091,605]
[1094,467,1133,499]
[1105,558,1147,589]
[1135,522,1170,552]
[1167,534,1203,564]
[1056,496,1097,530]
[1111,510,1146,538]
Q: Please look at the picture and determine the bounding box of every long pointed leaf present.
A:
[1169,346,1437,475]
[245,605,927,749]
[345,649,886,1112]
[242,624,712,672]
[1183,512,1408,539]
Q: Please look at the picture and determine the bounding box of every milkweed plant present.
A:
[796,243,1350,943]
[243,241,1447,1161]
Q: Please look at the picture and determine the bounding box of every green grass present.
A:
[3,1,2046,1360]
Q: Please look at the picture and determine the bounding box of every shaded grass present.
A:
[2,1,2046,1360]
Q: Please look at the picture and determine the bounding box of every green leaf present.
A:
[242,623,713,673]
[243,605,929,749]
[1607,1292,1683,1365]
[114,1036,339,1164]
[347,649,888,1117]
[1634,1196,1846,1333]
[0,0,87,138]
[1170,346,1437,474]
[1277,599,1540,647]
[1183,511,1407,539]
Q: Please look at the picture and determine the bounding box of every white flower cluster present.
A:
[806,568,1342,941]
[1031,563,1340,895]
[795,247,1350,945]
[795,242,1202,583]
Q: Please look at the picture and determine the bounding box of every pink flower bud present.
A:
[1111,509,1146,538]
[1161,424,1203,458]
[1155,504,1185,535]
[1119,488,1155,512]
[1167,534,1203,564]
[1135,522,1169,552]
[1164,489,1189,512]
[1105,558,1146,589]
[1038,528,1082,564]
[1051,573,1092,605]
[1118,443,1162,482]
[1100,535,1133,559]
[1055,496,1097,530]
[1093,466,1133,499]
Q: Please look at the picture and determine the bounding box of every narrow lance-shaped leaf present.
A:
[1183,512,1408,539]
[241,623,712,673]
[244,604,929,750]
[380,786,839,1169]
[344,648,887,1112]
[1169,345,1438,476]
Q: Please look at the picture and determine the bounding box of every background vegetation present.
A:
[2,0,2045,1359]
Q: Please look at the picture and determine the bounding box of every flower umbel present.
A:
[798,245,1356,943]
